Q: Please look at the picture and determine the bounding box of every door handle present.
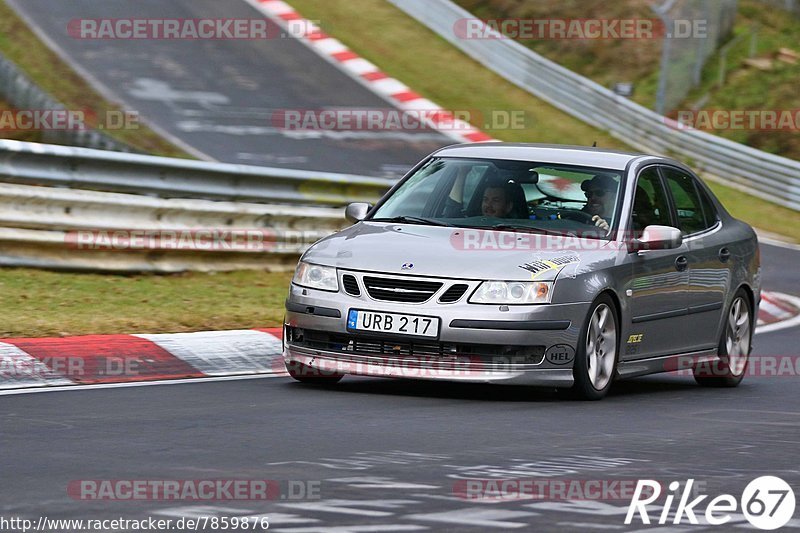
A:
[675,256,688,272]
[719,247,731,263]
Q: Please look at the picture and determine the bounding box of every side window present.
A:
[662,168,713,235]
[697,185,719,228]
[631,167,671,237]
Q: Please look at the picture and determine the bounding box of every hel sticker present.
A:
[545,344,575,365]
[627,334,644,344]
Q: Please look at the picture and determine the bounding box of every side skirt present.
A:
[616,349,719,380]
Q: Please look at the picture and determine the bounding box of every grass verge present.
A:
[0,0,189,157]
[0,269,292,338]
[705,180,800,243]
[0,96,43,143]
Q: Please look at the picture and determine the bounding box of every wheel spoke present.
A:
[588,352,599,384]
[736,309,749,329]
[722,298,751,377]
[597,307,608,330]
[590,315,600,339]
[728,306,737,333]
[585,304,616,390]
[601,350,614,378]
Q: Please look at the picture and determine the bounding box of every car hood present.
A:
[302,222,623,281]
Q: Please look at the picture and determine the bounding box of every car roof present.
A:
[433,142,647,171]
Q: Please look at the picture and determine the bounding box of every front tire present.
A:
[286,361,343,385]
[694,289,752,387]
[571,294,619,400]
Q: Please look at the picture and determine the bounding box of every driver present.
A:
[444,167,517,218]
[581,174,618,231]
[481,183,514,218]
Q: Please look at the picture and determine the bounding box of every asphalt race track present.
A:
[6,0,449,176]
[1,242,799,532]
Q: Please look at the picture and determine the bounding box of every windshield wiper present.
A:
[370,216,454,227]
[485,223,565,236]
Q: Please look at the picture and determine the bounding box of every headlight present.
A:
[469,281,552,304]
[292,262,339,292]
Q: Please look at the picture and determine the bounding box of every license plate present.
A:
[347,309,439,338]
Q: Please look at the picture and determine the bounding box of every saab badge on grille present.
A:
[401,263,414,270]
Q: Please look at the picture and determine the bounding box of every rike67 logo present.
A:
[626,477,796,530]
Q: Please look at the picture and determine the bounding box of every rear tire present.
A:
[286,361,343,385]
[571,294,619,400]
[694,289,751,387]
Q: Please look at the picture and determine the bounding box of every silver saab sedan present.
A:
[282,143,760,400]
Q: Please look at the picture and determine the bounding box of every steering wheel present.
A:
[559,210,596,225]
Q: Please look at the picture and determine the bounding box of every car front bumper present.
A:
[283,278,591,387]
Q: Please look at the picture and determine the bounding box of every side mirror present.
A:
[629,225,683,252]
[345,202,371,223]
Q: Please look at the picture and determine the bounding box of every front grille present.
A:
[439,284,469,303]
[287,327,545,362]
[342,274,361,296]
[363,276,443,303]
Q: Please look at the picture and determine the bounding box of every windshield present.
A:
[371,157,623,239]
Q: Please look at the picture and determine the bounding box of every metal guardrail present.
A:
[0,182,349,272]
[0,54,132,152]
[0,139,395,272]
[389,0,800,211]
[0,139,395,207]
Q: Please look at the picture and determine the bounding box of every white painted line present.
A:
[757,233,800,251]
[557,522,624,530]
[279,500,419,517]
[756,292,800,335]
[274,526,425,532]
[329,477,440,490]
[405,508,538,528]
[0,373,287,397]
